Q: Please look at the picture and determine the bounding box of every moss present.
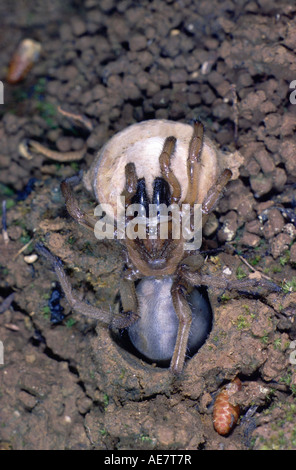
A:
[282,278,296,294]
[220,293,231,303]
[0,183,15,197]
[249,255,261,266]
[260,333,269,345]
[256,403,296,449]
[279,250,290,267]
[65,318,77,328]
[273,338,282,350]
[103,393,109,409]
[235,314,251,330]
[41,305,51,319]
[236,265,247,280]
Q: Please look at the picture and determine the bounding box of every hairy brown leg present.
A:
[181,269,282,294]
[61,174,97,232]
[35,243,112,323]
[112,164,141,328]
[201,168,232,226]
[121,162,138,208]
[111,277,140,329]
[170,281,192,374]
[36,243,140,329]
[159,136,182,203]
[183,121,204,205]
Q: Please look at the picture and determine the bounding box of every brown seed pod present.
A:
[6,38,41,84]
[213,377,242,436]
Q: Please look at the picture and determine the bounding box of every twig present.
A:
[12,239,33,261]
[27,140,87,162]
[57,106,93,132]
[2,200,9,245]
[238,254,275,282]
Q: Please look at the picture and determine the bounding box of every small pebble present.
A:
[24,254,38,264]
[223,267,232,276]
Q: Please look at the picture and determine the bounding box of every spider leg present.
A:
[121,162,138,208]
[61,173,97,232]
[111,277,140,329]
[181,269,282,294]
[183,120,204,205]
[170,280,192,375]
[159,136,182,203]
[35,243,112,323]
[201,168,232,226]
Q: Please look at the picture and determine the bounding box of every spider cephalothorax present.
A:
[36,119,280,374]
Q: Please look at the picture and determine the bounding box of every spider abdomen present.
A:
[127,277,212,365]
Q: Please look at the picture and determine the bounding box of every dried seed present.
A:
[27,139,87,162]
[23,254,38,264]
[6,39,41,84]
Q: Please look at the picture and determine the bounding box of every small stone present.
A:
[270,233,291,259]
[203,213,218,237]
[283,223,296,240]
[256,201,274,214]
[237,198,256,222]
[241,231,261,247]
[245,219,263,235]
[254,148,275,174]
[8,225,22,240]
[216,80,231,97]
[18,390,38,410]
[201,61,213,75]
[262,208,285,239]
[25,353,36,363]
[72,138,85,150]
[237,72,253,89]
[280,112,296,137]
[24,254,38,264]
[137,51,154,69]
[71,17,87,36]
[122,76,141,101]
[280,139,296,177]
[59,23,73,42]
[56,136,72,152]
[129,34,147,52]
[246,158,260,176]
[76,396,92,415]
[152,89,170,108]
[170,69,188,83]
[240,90,266,119]
[272,167,287,192]
[223,267,232,276]
[263,113,281,133]
[250,173,273,197]
[218,211,238,242]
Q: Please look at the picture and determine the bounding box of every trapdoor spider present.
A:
[36,119,280,375]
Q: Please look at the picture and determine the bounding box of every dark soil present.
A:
[1,0,296,450]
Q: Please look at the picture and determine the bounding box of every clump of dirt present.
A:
[1,0,296,451]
